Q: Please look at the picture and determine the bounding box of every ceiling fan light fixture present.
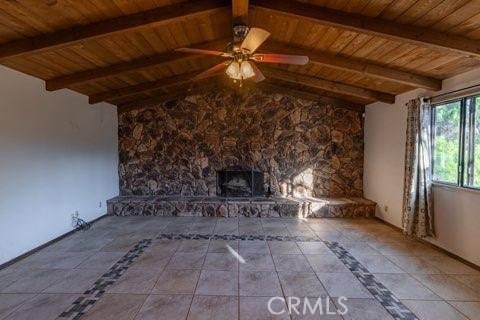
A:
[177,26,308,84]
[240,61,255,79]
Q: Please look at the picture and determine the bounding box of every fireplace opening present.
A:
[217,168,264,197]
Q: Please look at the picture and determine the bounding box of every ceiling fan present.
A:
[175,24,309,84]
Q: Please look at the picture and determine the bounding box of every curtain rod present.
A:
[428,83,480,103]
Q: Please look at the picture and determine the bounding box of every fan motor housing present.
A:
[232,24,250,43]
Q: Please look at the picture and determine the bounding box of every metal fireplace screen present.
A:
[217,169,264,197]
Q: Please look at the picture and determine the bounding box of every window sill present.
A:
[432,182,480,195]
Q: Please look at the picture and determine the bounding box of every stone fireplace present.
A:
[107,88,376,218]
[217,168,264,197]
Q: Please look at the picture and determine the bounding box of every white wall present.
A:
[0,66,119,265]
[364,68,480,266]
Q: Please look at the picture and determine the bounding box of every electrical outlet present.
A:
[99,201,102,208]
[384,205,389,213]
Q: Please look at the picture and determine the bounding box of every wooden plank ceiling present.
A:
[1,0,480,112]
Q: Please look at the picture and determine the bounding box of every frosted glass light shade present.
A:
[226,61,241,79]
[240,61,255,79]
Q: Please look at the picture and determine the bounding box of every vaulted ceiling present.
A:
[1,0,480,112]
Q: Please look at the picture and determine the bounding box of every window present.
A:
[432,101,461,184]
[464,96,480,188]
[431,95,480,189]
[473,96,480,187]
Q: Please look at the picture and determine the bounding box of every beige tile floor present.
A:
[0,216,479,320]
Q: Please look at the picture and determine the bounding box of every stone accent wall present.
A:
[118,88,364,197]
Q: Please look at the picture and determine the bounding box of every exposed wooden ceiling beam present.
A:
[90,71,207,104]
[262,67,395,103]
[47,54,190,91]
[265,77,371,104]
[232,0,249,24]
[117,76,366,113]
[259,81,365,112]
[0,0,229,60]
[117,91,186,113]
[45,38,228,91]
[251,0,480,58]
[262,41,442,91]
[117,80,220,113]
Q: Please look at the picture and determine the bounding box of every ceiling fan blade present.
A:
[175,47,231,57]
[250,62,266,82]
[192,62,229,81]
[241,28,270,53]
[252,53,309,65]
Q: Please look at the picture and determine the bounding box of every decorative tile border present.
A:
[157,233,321,242]
[58,239,152,320]
[325,241,418,320]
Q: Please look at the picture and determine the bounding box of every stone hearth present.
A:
[107,196,375,218]
[107,196,299,217]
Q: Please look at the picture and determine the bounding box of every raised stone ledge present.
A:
[295,197,376,218]
[107,196,299,218]
[107,196,376,218]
